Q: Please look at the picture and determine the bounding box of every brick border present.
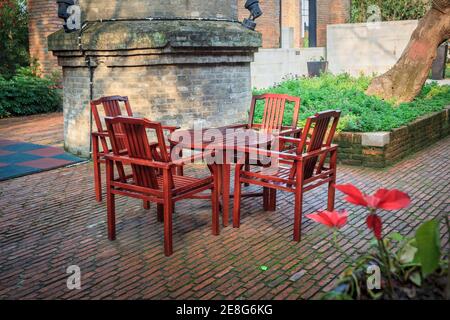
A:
[334,106,450,168]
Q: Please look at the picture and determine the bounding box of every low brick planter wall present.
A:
[334,106,450,168]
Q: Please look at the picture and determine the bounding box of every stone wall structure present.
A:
[334,107,450,167]
[317,0,350,47]
[49,0,261,156]
[28,0,62,74]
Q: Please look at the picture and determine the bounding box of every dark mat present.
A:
[0,139,85,181]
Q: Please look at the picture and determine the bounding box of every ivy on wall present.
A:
[350,0,431,23]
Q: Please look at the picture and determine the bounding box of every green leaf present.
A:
[388,232,404,242]
[399,243,418,264]
[415,219,441,278]
[409,271,422,287]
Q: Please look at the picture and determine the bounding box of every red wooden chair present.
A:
[91,96,179,202]
[239,94,303,196]
[104,116,220,256]
[233,110,341,242]
[228,93,302,140]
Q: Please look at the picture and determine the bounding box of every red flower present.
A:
[306,210,348,229]
[366,214,382,240]
[334,184,411,211]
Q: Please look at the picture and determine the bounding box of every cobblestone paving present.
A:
[0,113,63,147]
[0,133,449,299]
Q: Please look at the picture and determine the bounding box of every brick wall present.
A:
[281,0,301,48]
[28,0,62,74]
[317,0,350,47]
[334,107,450,168]
[238,0,280,48]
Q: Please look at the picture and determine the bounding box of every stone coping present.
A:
[48,20,262,52]
[334,106,450,167]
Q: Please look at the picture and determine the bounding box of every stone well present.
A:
[48,0,261,157]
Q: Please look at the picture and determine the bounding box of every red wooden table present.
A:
[169,126,273,227]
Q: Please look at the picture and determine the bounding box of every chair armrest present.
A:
[236,146,301,161]
[236,144,338,162]
[302,145,338,160]
[162,125,180,133]
[279,127,303,137]
[221,123,249,130]
[92,131,109,138]
[171,150,214,166]
[278,136,302,145]
[104,154,171,170]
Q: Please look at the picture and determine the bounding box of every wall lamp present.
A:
[242,0,263,30]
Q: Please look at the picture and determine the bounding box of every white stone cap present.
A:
[361,132,391,147]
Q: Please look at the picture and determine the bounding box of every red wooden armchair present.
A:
[91,96,179,202]
[233,110,341,242]
[104,116,220,256]
[228,93,302,140]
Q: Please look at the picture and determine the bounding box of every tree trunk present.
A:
[366,2,450,103]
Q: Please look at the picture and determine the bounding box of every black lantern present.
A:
[57,0,76,32]
[242,0,263,30]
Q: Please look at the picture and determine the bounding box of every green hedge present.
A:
[0,71,62,118]
[350,0,429,23]
[253,73,450,133]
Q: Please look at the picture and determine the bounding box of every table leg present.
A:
[221,163,231,227]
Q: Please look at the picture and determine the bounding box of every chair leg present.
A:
[222,164,231,227]
[106,160,115,240]
[93,155,102,202]
[212,167,220,235]
[177,149,184,176]
[263,187,270,211]
[163,182,174,256]
[163,202,173,256]
[293,189,303,242]
[327,178,336,211]
[269,189,277,212]
[233,165,243,228]
[244,156,250,187]
[157,204,164,222]
[143,201,150,210]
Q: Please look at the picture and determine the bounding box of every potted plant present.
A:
[306,184,450,300]
[307,56,328,77]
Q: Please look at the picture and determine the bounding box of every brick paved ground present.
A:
[0,113,63,147]
[0,120,449,299]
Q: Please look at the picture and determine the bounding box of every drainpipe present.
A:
[309,0,317,47]
[279,0,282,48]
[76,22,95,158]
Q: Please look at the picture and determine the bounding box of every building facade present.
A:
[28,0,62,74]
[29,0,350,74]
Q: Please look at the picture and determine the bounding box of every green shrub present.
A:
[350,0,430,23]
[0,70,62,118]
[253,73,450,132]
[0,0,29,78]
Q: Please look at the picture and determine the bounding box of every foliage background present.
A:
[0,0,29,78]
[0,67,62,118]
[254,74,450,132]
[350,0,430,23]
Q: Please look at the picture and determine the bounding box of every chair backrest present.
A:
[291,110,341,180]
[248,94,301,133]
[105,116,172,190]
[91,96,133,152]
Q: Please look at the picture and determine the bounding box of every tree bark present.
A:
[366,1,450,103]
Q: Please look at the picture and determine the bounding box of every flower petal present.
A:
[306,212,333,228]
[307,210,348,229]
[376,189,411,210]
[366,214,382,240]
[336,210,349,228]
[334,184,368,207]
